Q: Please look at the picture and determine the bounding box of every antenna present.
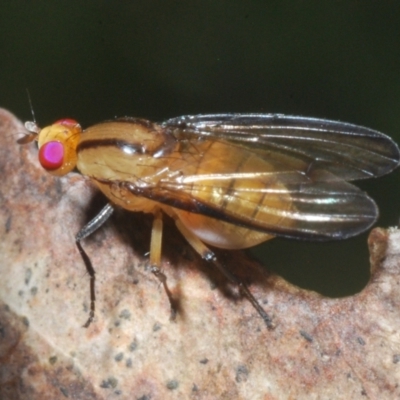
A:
[17,89,40,144]
[26,88,36,123]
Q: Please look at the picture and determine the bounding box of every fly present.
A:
[18,113,400,328]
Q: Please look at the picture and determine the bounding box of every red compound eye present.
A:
[54,118,79,127]
[39,141,64,170]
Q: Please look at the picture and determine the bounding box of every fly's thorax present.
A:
[77,118,176,155]
[76,119,179,182]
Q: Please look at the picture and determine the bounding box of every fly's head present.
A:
[20,118,82,176]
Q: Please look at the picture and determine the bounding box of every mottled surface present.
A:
[1,109,400,399]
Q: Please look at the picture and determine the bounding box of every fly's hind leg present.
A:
[149,209,178,320]
[174,219,273,329]
[75,203,114,327]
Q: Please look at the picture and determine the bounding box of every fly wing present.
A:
[163,114,400,181]
[126,169,378,241]
[121,113,400,240]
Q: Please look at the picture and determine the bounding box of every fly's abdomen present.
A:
[173,140,295,248]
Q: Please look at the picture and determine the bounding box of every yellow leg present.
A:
[149,209,177,320]
[150,209,163,267]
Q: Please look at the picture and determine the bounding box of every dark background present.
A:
[1,1,399,297]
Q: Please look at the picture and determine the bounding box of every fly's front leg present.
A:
[149,209,177,320]
[174,219,273,329]
[75,203,114,327]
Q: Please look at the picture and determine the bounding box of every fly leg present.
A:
[174,219,273,329]
[149,209,177,320]
[75,203,114,327]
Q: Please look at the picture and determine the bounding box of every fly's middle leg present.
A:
[150,209,177,320]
